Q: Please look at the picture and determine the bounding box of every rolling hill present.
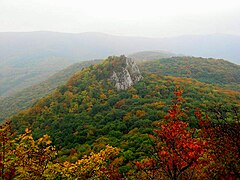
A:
[10,56,239,164]
[1,55,239,122]
[1,31,240,98]
[128,50,176,61]
[0,60,101,122]
[139,56,240,91]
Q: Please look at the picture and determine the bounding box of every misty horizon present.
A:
[1,30,240,39]
[1,0,240,37]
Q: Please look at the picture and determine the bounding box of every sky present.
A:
[0,0,240,37]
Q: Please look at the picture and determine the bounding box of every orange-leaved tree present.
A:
[0,121,56,180]
[48,145,122,180]
[1,121,122,180]
[135,90,207,180]
[0,121,15,180]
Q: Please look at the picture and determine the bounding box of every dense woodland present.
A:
[1,56,240,179]
[1,56,239,122]
[140,56,240,91]
[0,60,101,121]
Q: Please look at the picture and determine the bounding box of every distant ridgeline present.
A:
[10,55,239,166]
[139,56,240,92]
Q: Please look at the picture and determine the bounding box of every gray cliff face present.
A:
[111,57,143,90]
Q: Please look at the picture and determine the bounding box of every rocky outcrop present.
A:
[111,56,143,90]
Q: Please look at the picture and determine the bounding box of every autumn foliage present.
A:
[48,145,122,179]
[196,108,240,179]
[134,90,240,179]
[0,122,55,179]
[1,122,121,180]
[1,89,239,179]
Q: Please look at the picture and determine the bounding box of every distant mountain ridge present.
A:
[1,31,239,64]
[128,51,176,61]
[1,31,239,97]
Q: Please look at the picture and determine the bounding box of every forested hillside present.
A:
[11,56,239,157]
[140,56,240,91]
[1,0,240,178]
[128,50,176,61]
[1,56,239,179]
[1,56,239,122]
[0,60,101,122]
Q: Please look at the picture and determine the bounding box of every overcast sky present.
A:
[0,0,240,37]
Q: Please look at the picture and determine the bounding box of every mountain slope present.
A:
[1,56,239,122]
[1,32,239,97]
[139,56,240,91]
[0,56,74,97]
[11,56,239,163]
[0,60,101,122]
[128,50,176,61]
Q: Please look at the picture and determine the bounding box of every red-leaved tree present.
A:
[196,108,240,179]
[135,90,207,180]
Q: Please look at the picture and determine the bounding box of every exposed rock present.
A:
[111,56,143,90]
